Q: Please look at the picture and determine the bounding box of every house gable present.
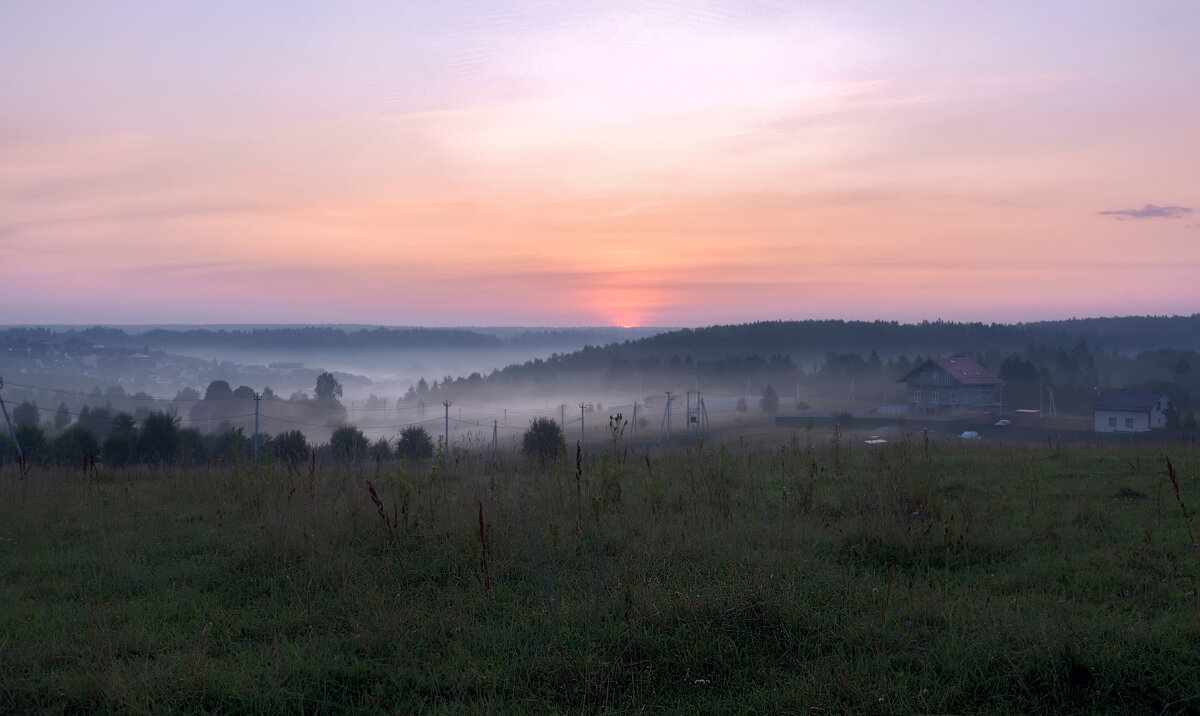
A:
[899,356,1002,416]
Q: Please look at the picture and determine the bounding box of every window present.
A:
[1125,418,1134,429]
[949,391,958,405]
[913,389,921,404]
[983,388,993,400]
[1108,417,1117,428]
[931,390,940,405]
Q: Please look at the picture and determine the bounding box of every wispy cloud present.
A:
[1098,204,1194,220]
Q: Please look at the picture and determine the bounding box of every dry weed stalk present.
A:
[1166,456,1198,554]
[366,480,394,535]
[478,500,492,599]
[575,442,583,534]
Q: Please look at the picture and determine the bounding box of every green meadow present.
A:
[2,431,1199,713]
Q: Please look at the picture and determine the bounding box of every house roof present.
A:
[1094,388,1167,412]
[899,356,1001,385]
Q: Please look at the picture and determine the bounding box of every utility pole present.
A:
[491,420,498,464]
[685,391,692,440]
[631,402,638,442]
[253,392,261,462]
[0,377,25,471]
[560,404,565,429]
[443,400,452,467]
[666,391,673,444]
[579,403,586,463]
[658,390,675,445]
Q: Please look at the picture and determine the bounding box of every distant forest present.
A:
[4,316,1200,422]
[6,314,1200,354]
[0,325,664,351]
[410,316,1200,422]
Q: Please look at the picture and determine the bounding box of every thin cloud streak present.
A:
[1098,204,1194,220]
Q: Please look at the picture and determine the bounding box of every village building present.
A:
[1092,388,1170,433]
[899,356,1003,417]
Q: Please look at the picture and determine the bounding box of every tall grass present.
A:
[1,434,1198,713]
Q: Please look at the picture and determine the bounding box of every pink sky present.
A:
[2,1,1198,327]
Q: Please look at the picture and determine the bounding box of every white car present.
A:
[994,419,1012,426]
[960,431,981,439]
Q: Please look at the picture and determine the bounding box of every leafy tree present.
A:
[102,413,138,467]
[210,427,249,464]
[1166,401,1181,430]
[174,387,201,402]
[54,402,72,430]
[232,385,256,401]
[273,430,310,466]
[13,401,39,428]
[760,384,779,416]
[315,372,343,404]
[49,425,99,466]
[416,378,429,395]
[78,406,114,441]
[329,425,368,460]
[177,427,208,465]
[137,411,180,463]
[13,424,47,463]
[204,380,233,401]
[1,421,46,464]
[523,418,564,461]
[396,425,434,460]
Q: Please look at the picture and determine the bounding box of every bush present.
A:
[523,418,564,461]
[101,413,138,467]
[396,426,434,460]
[177,428,208,465]
[760,385,779,415]
[1,423,47,465]
[136,411,180,464]
[49,425,99,466]
[371,437,393,460]
[273,430,310,466]
[330,425,368,461]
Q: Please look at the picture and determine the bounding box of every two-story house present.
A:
[899,356,1003,417]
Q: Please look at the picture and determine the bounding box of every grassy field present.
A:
[2,429,1200,713]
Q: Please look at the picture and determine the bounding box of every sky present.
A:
[2,1,1199,328]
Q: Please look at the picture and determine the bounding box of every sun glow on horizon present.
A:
[2,2,1199,325]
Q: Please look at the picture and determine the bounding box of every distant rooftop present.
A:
[900,356,1001,385]
[1094,388,1167,412]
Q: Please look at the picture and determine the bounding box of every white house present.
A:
[1093,389,1170,433]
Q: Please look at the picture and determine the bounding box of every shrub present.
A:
[136,411,180,464]
[330,425,369,461]
[273,430,310,466]
[101,413,138,467]
[49,425,99,466]
[396,426,434,460]
[522,417,563,461]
